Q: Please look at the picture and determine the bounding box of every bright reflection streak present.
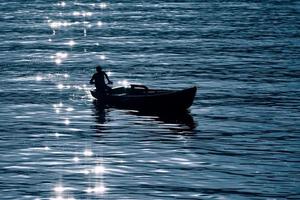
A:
[97,21,103,27]
[54,132,60,138]
[55,58,62,65]
[51,183,76,200]
[66,40,76,47]
[53,52,68,65]
[99,3,108,9]
[118,80,130,88]
[83,169,90,175]
[54,184,65,193]
[72,11,93,17]
[57,84,64,89]
[85,183,107,195]
[59,1,66,7]
[48,38,52,42]
[94,165,105,175]
[49,21,61,29]
[98,55,106,60]
[53,102,63,108]
[64,74,69,78]
[94,183,107,195]
[83,149,93,157]
[107,71,112,76]
[83,12,93,17]
[66,107,74,112]
[50,196,75,200]
[73,11,80,16]
[64,119,70,125]
[49,21,71,29]
[36,75,43,81]
[56,52,68,59]
[73,156,80,163]
[85,187,93,193]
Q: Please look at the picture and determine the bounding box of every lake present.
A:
[0,1,299,199]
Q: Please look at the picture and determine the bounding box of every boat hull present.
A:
[91,86,196,112]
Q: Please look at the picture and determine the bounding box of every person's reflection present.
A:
[92,101,107,134]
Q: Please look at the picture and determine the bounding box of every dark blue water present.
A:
[0,1,299,199]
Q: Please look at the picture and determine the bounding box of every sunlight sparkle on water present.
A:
[83,149,93,157]
[83,12,93,17]
[94,183,107,195]
[82,169,90,175]
[97,21,103,27]
[94,165,106,175]
[49,21,61,29]
[118,80,130,88]
[57,84,64,90]
[54,184,65,193]
[64,119,70,125]
[98,55,106,60]
[66,107,74,112]
[99,3,108,9]
[49,21,70,29]
[66,40,76,47]
[73,11,80,16]
[53,52,68,65]
[85,184,107,195]
[51,183,76,200]
[54,132,60,138]
[53,102,63,108]
[56,52,68,59]
[36,75,43,81]
[50,196,75,200]
[73,156,80,163]
[55,59,62,65]
[59,1,66,7]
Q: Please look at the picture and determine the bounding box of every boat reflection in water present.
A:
[92,100,196,134]
[128,109,196,131]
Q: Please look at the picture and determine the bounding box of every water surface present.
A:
[0,1,299,199]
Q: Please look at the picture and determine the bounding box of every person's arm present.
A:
[104,72,113,84]
[89,74,95,84]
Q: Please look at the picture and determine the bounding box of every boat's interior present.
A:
[111,85,170,96]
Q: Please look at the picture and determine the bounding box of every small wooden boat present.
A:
[91,85,197,112]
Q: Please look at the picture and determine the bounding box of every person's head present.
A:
[96,65,102,72]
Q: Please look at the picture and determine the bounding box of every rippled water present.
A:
[1,1,300,199]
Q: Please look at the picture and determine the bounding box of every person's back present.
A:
[90,65,113,96]
[92,71,106,91]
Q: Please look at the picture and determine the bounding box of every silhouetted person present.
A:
[90,66,113,97]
